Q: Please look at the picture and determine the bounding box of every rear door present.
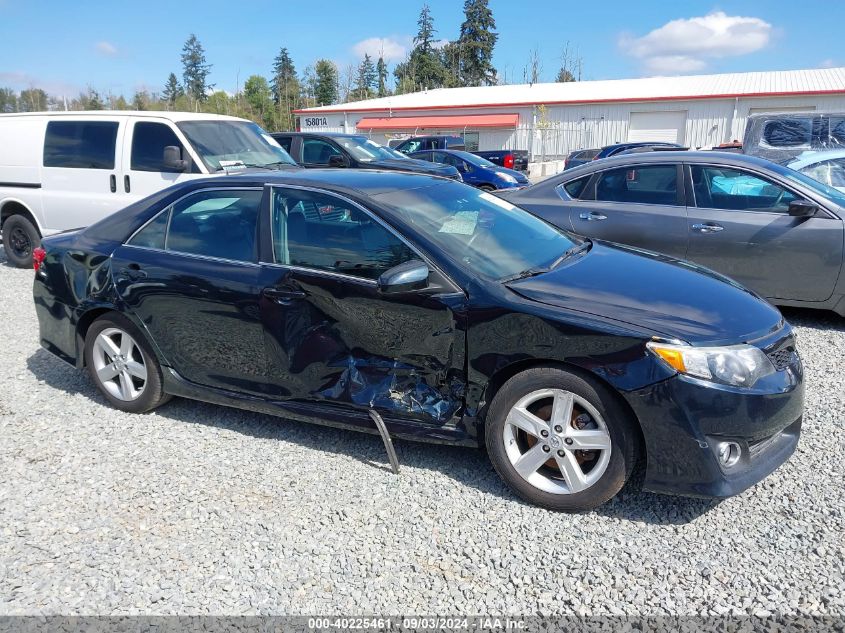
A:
[120,117,205,202]
[40,116,127,230]
[685,163,844,302]
[567,163,689,259]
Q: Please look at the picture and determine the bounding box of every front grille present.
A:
[767,347,799,371]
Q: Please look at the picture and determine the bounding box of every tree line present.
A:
[0,0,581,132]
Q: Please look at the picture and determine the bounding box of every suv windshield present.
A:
[333,136,397,162]
[177,121,297,171]
[373,182,577,280]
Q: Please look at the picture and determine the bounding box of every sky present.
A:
[0,0,842,99]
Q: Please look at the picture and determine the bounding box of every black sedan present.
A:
[32,171,803,511]
[504,151,845,316]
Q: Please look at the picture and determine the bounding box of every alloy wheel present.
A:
[91,327,148,401]
[502,388,612,494]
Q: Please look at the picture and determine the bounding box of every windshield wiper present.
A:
[499,266,549,283]
[549,240,591,269]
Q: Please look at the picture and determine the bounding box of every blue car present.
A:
[410,149,529,191]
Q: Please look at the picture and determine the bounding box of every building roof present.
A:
[296,67,845,114]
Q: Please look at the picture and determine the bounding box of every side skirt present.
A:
[161,367,476,448]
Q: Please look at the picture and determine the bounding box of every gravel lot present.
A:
[0,245,843,617]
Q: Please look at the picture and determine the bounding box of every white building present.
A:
[294,67,845,159]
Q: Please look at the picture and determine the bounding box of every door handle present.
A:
[109,174,116,193]
[262,287,306,304]
[124,175,131,193]
[579,211,607,221]
[691,222,725,233]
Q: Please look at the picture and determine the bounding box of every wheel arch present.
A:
[1,198,43,235]
[476,358,646,462]
[74,307,118,368]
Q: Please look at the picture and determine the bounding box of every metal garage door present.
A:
[627,111,687,144]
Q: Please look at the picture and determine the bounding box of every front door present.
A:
[112,186,271,394]
[685,163,844,302]
[40,117,128,231]
[568,163,689,259]
[120,118,205,202]
[258,185,466,427]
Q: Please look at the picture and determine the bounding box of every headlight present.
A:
[646,341,775,388]
[498,173,517,184]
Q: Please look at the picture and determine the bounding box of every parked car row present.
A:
[392,135,529,171]
[4,109,834,512]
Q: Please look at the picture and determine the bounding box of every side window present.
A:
[829,119,845,147]
[166,189,262,262]
[130,122,187,172]
[762,119,812,148]
[275,136,292,153]
[437,153,464,169]
[561,176,591,199]
[302,138,342,165]
[400,140,421,154]
[595,165,678,205]
[691,166,798,213]
[271,187,415,280]
[43,121,118,169]
[128,209,169,249]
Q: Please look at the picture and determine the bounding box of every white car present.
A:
[788,150,845,193]
[0,111,296,267]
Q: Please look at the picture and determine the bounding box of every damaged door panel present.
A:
[258,265,466,428]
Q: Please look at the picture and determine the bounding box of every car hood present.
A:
[507,241,783,345]
[367,158,458,176]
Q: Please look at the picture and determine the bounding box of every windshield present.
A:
[774,161,845,206]
[333,136,398,162]
[451,150,495,167]
[373,182,577,280]
[177,121,297,171]
[798,158,845,189]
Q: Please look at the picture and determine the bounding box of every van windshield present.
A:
[177,121,297,171]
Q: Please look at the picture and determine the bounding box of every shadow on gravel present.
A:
[26,346,728,524]
[780,307,845,331]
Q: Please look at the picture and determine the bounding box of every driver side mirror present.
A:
[788,199,818,217]
[328,154,349,168]
[377,260,429,294]
[163,146,189,172]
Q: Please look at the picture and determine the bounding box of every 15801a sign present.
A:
[303,117,328,127]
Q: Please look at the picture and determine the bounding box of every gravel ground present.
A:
[0,245,843,617]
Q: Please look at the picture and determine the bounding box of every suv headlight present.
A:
[646,341,775,388]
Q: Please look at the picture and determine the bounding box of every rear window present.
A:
[43,121,118,169]
[762,119,812,148]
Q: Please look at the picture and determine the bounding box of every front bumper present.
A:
[624,346,804,499]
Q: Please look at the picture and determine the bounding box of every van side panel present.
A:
[0,116,46,232]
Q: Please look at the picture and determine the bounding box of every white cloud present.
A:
[0,71,80,96]
[621,11,772,75]
[352,36,409,62]
[95,40,119,57]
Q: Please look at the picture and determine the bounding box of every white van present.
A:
[0,111,296,267]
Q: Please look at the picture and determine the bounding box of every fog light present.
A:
[717,441,741,468]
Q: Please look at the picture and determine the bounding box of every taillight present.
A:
[32,247,46,271]
[504,153,514,169]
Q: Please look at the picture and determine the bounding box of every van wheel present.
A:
[2,214,40,268]
[485,367,638,512]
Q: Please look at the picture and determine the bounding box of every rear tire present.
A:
[83,314,171,413]
[485,366,638,512]
[2,214,40,268]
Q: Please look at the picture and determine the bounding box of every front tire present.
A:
[485,366,638,511]
[2,214,40,268]
[83,314,170,413]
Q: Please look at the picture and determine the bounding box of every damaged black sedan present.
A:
[33,170,803,511]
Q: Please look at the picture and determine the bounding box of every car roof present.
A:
[787,149,845,167]
[271,132,367,138]
[558,150,781,178]
[603,141,681,150]
[185,168,456,196]
[0,110,249,123]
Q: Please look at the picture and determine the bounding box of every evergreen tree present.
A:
[395,4,448,92]
[181,34,213,102]
[457,0,498,86]
[163,73,183,108]
[270,48,300,130]
[376,56,389,97]
[354,54,377,100]
[0,87,17,113]
[314,59,338,105]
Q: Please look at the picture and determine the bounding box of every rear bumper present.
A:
[624,366,804,498]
